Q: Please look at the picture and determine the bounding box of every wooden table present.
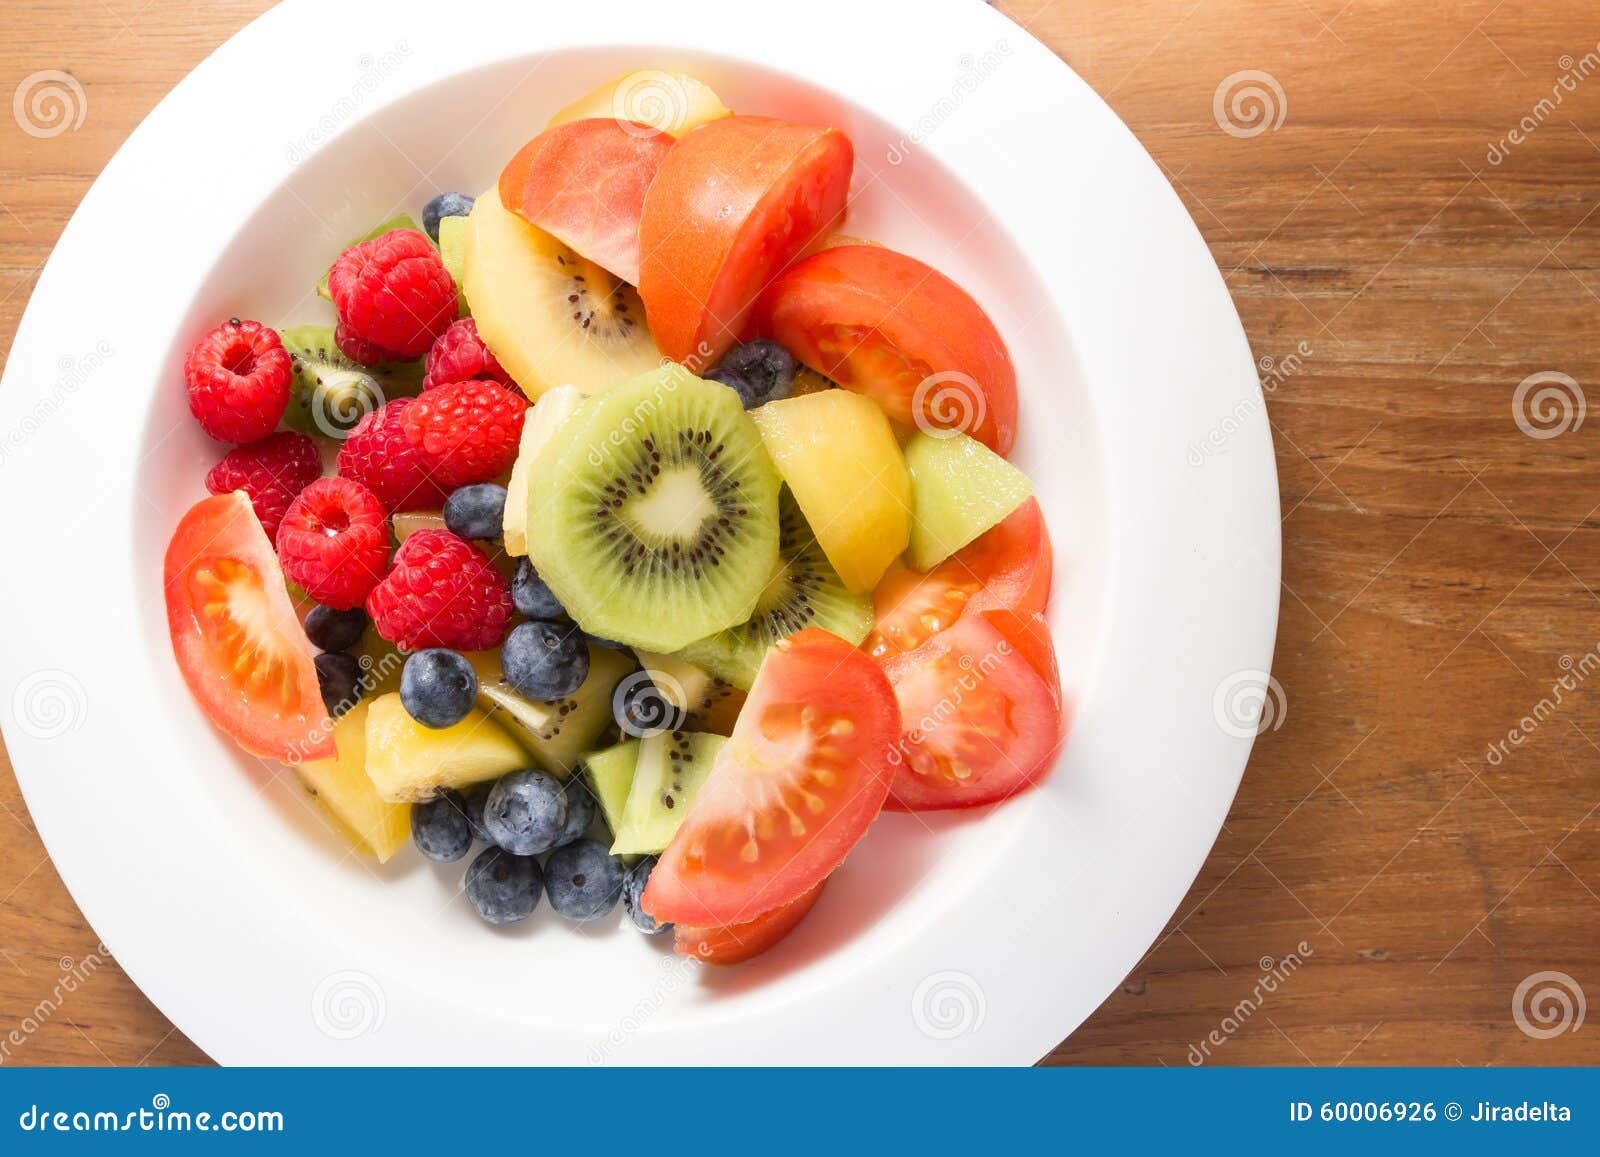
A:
[2,0,1597,1066]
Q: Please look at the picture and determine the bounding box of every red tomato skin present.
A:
[673,879,827,966]
[963,498,1053,618]
[165,492,334,763]
[638,116,853,369]
[641,628,898,928]
[881,611,1063,812]
[752,244,1018,454]
[498,118,674,285]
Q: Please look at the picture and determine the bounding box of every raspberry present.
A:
[422,318,517,393]
[276,477,391,611]
[334,320,402,367]
[336,398,448,512]
[327,229,457,360]
[401,379,526,491]
[183,318,292,443]
[366,530,515,651]
[204,431,322,541]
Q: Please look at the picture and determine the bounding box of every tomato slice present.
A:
[753,244,1018,454]
[639,115,853,369]
[673,879,827,965]
[641,628,898,927]
[164,492,334,763]
[498,118,675,286]
[882,610,1063,811]
[864,497,1052,665]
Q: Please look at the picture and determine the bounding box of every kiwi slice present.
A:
[677,488,874,690]
[609,730,726,856]
[525,365,781,652]
[279,325,423,437]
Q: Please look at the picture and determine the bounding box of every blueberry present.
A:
[412,789,472,862]
[465,847,542,925]
[716,340,796,408]
[304,605,368,653]
[400,649,478,729]
[502,621,589,701]
[615,674,685,737]
[703,365,758,408]
[422,192,476,243]
[622,856,669,934]
[314,652,364,717]
[483,769,567,855]
[544,839,625,922]
[511,557,566,619]
[443,484,507,540]
[463,781,494,844]
[554,777,597,849]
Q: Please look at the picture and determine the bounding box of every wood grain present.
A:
[2,0,1598,1066]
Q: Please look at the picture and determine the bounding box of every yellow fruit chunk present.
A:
[364,693,531,803]
[468,644,633,777]
[548,70,732,137]
[462,187,663,400]
[503,383,584,556]
[903,430,1033,571]
[750,391,910,593]
[294,701,410,862]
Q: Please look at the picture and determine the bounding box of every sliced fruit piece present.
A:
[437,215,469,316]
[351,627,407,699]
[790,366,834,397]
[391,510,447,542]
[525,365,781,651]
[586,739,641,839]
[294,700,410,861]
[640,629,898,927]
[633,649,715,712]
[316,214,424,301]
[503,383,584,556]
[499,119,674,286]
[638,116,853,368]
[753,244,1018,454]
[675,878,826,965]
[462,186,663,399]
[678,488,873,689]
[903,429,1033,571]
[164,492,334,762]
[549,70,732,137]
[864,497,1052,664]
[685,678,745,736]
[468,645,633,778]
[363,692,530,803]
[749,389,910,594]
[278,325,421,438]
[882,610,1063,811]
[610,730,726,856]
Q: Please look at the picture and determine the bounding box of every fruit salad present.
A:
[161,70,1064,965]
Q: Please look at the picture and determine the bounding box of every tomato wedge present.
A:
[864,497,1052,664]
[674,879,827,965]
[641,628,898,927]
[638,115,853,369]
[753,244,1018,454]
[499,118,675,285]
[164,492,334,763]
[883,610,1063,811]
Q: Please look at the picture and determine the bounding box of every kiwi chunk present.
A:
[279,325,422,437]
[609,730,726,856]
[678,488,873,689]
[525,365,781,652]
[586,739,641,840]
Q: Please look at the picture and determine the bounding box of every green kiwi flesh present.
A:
[279,325,422,437]
[609,730,726,856]
[525,366,781,652]
[677,487,874,689]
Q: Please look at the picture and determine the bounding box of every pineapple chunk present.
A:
[364,693,531,803]
[903,430,1033,570]
[294,701,410,862]
[467,645,633,778]
[503,384,585,556]
[750,391,911,593]
[548,70,731,137]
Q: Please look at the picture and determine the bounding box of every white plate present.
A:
[0,0,1278,1064]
